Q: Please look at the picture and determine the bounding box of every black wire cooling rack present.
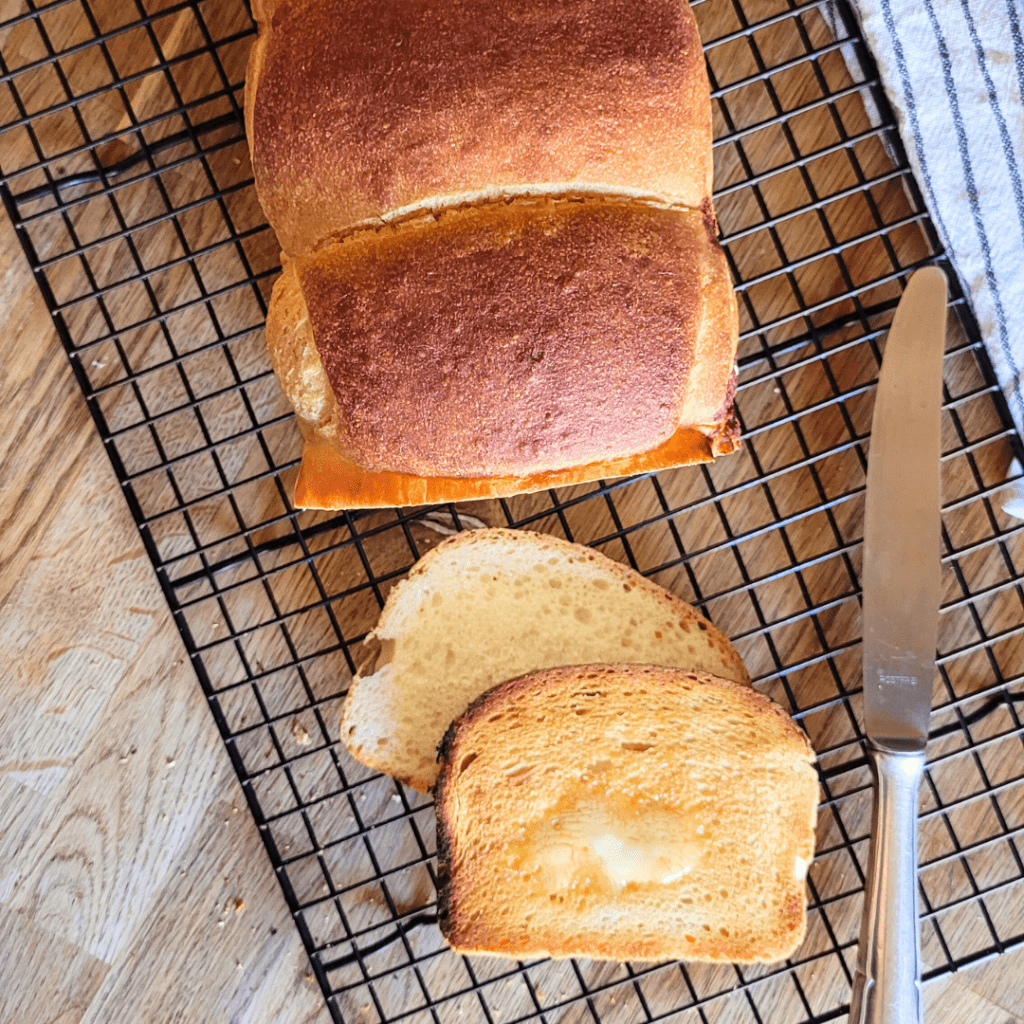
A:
[3,0,1024,1021]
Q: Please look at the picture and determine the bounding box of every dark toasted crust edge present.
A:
[433,729,458,940]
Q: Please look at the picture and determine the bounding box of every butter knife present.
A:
[849,266,947,1024]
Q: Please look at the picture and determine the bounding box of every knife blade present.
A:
[849,265,946,1024]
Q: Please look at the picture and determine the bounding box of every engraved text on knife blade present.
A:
[878,672,917,688]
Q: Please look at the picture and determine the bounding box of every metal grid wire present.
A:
[2,0,1024,1021]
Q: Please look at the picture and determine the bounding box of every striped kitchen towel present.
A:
[847,0,1024,515]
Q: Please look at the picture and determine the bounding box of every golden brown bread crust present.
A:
[435,664,819,963]
[266,196,739,506]
[289,423,738,509]
[245,0,713,257]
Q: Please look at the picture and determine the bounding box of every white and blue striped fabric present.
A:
[848,0,1024,515]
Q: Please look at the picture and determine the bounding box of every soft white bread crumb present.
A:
[340,529,751,792]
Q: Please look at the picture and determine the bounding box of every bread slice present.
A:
[245,0,713,258]
[340,528,750,792]
[435,664,819,963]
[266,195,739,509]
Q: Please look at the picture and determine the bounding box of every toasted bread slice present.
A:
[436,664,819,963]
[340,528,750,792]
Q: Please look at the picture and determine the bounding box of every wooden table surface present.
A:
[1,1,1023,1020]
[0,205,330,1022]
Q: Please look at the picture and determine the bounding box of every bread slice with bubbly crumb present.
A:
[435,663,819,963]
[340,528,751,792]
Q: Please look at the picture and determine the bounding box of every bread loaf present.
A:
[245,0,714,258]
[246,0,740,509]
[436,664,819,963]
[341,528,749,792]
[267,196,739,508]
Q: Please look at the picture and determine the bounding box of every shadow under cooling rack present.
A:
[3,0,1024,1022]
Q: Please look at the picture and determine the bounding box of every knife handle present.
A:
[849,745,926,1024]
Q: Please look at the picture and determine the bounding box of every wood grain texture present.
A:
[0,906,108,1024]
[0,203,329,1024]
